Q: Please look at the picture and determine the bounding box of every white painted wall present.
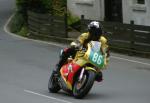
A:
[67,0,104,20]
[68,0,150,26]
[123,0,150,26]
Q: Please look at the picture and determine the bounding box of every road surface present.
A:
[0,0,150,103]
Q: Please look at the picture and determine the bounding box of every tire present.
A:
[48,72,60,93]
[73,70,96,99]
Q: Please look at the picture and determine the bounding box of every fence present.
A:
[80,16,150,56]
[28,11,67,38]
[27,11,150,56]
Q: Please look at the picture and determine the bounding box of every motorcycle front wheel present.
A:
[48,72,60,93]
[73,70,96,99]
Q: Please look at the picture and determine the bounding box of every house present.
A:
[67,0,150,26]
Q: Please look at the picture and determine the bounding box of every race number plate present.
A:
[88,50,104,68]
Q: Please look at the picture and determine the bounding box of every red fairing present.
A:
[61,62,81,85]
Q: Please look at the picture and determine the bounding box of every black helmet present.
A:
[88,21,103,38]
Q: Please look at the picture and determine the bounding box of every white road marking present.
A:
[4,14,150,67]
[111,56,150,66]
[24,90,72,103]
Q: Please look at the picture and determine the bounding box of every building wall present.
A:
[67,0,104,20]
[68,0,150,26]
[123,0,150,26]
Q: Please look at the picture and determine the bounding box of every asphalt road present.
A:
[0,0,150,103]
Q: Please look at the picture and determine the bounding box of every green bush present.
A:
[16,0,27,14]
[16,0,53,13]
[9,13,25,33]
[16,0,28,23]
[13,0,67,36]
[67,12,80,26]
[52,0,67,16]
[16,0,67,15]
[17,25,28,37]
[27,0,52,13]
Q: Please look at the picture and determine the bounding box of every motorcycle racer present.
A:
[53,21,110,82]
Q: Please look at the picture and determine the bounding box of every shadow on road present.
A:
[42,89,114,100]
[84,92,113,100]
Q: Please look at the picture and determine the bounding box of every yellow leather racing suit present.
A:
[71,32,109,68]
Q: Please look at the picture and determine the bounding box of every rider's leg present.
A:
[54,48,69,74]
[54,47,76,75]
[95,71,103,82]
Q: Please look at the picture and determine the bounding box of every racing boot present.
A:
[95,71,103,82]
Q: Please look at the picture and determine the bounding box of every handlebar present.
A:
[74,46,87,52]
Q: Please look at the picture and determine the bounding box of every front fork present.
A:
[79,68,85,82]
[84,66,103,82]
[78,67,97,82]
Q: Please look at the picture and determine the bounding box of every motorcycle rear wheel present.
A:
[73,70,95,99]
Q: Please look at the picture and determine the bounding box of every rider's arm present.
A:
[70,32,89,48]
[100,36,110,68]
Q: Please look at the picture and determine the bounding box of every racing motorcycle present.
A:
[48,41,106,99]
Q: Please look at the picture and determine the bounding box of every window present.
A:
[76,0,94,6]
[137,0,145,4]
[132,0,146,12]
